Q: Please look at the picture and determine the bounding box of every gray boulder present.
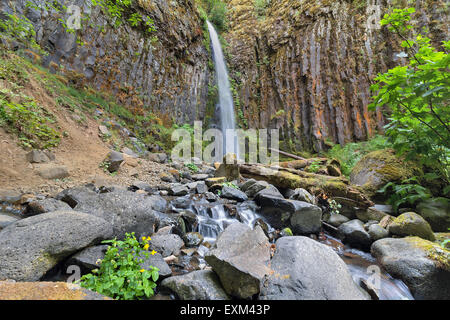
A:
[25,198,72,216]
[205,222,271,299]
[169,185,189,196]
[416,198,450,232]
[327,213,349,227]
[254,185,283,200]
[26,150,54,163]
[37,165,69,179]
[220,186,248,202]
[161,270,230,300]
[0,211,113,281]
[57,187,164,239]
[371,237,450,300]
[388,212,435,241]
[245,181,270,198]
[257,195,322,234]
[239,179,257,192]
[105,151,124,173]
[259,237,369,300]
[288,188,315,204]
[66,245,109,274]
[0,214,19,230]
[338,219,372,250]
[367,224,389,241]
[149,234,184,258]
[140,252,172,278]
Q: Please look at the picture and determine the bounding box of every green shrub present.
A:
[0,94,61,149]
[79,233,159,300]
[326,135,389,176]
[377,177,432,213]
[370,7,450,185]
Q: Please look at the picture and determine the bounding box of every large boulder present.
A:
[104,151,124,173]
[37,165,69,179]
[220,186,248,202]
[256,195,322,234]
[56,187,164,239]
[205,222,271,299]
[350,149,417,196]
[0,211,113,281]
[149,234,184,258]
[338,219,373,250]
[0,282,111,300]
[416,198,450,232]
[371,237,450,300]
[161,270,230,300]
[388,212,435,241]
[259,237,368,300]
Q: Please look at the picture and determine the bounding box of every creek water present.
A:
[207,21,239,158]
[175,195,414,300]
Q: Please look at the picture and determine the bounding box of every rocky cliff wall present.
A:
[224,0,448,152]
[1,0,211,125]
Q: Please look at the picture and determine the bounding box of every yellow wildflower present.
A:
[143,244,150,250]
[140,269,145,273]
[150,250,157,256]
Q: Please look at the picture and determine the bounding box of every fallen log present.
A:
[275,158,328,170]
[269,148,307,161]
[240,164,373,208]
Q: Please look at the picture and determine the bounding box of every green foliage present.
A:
[305,160,322,173]
[0,90,60,149]
[254,0,270,18]
[441,229,450,249]
[0,12,41,52]
[199,0,228,32]
[328,199,342,215]
[185,162,200,173]
[370,7,450,185]
[79,233,159,300]
[377,177,432,213]
[222,181,239,189]
[326,135,391,176]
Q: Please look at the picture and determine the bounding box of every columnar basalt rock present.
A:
[0,0,211,125]
[224,0,448,152]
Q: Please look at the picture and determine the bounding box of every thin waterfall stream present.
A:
[207,21,239,158]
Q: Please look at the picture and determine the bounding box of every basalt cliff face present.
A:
[1,0,210,124]
[1,0,447,152]
[224,0,448,152]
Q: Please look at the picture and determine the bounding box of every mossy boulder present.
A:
[350,149,418,197]
[388,212,436,241]
[371,237,450,299]
[416,197,450,232]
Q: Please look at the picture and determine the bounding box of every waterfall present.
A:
[207,21,239,158]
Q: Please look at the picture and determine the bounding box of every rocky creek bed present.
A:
[0,158,449,300]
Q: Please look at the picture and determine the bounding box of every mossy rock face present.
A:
[388,212,436,241]
[349,149,419,197]
[416,197,450,232]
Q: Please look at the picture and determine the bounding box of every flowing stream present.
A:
[207,21,239,158]
[174,195,414,300]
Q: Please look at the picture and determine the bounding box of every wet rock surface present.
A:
[259,236,369,300]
